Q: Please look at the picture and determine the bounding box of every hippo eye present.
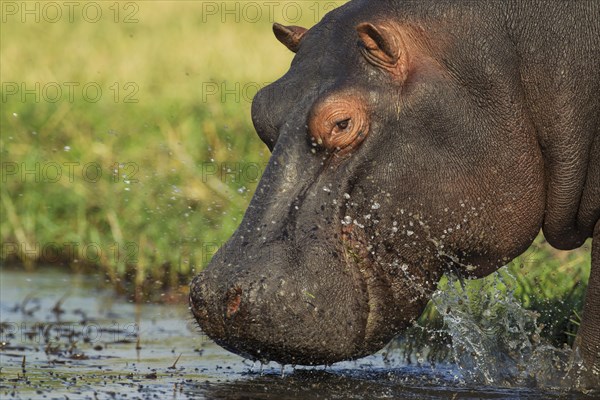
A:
[308,95,369,156]
[335,118,350,131]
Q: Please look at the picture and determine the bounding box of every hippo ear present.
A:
[273,23,307,53]
[356,22,408,81]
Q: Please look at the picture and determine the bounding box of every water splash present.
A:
[432,267,585,389]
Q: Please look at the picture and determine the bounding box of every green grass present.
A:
[0,2,591,347]
[1,3,332,298]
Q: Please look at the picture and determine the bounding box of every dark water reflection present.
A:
[185,368,586,400]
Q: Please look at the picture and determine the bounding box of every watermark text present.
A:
[2,82,140,104]
[1,1,139,24]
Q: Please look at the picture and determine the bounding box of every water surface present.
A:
[0,269,592,399]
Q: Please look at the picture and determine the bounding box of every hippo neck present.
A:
[506,0,600,249]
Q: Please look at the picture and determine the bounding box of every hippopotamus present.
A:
[190,0,599,382]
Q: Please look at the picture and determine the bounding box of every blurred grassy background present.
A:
[0,1,591,347]
[1,2,331,298]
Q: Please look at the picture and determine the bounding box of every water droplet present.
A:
[353,219,364,228]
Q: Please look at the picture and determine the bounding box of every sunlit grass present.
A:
[1,2,316,296]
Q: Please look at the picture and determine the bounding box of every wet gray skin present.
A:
[190,0,600,372]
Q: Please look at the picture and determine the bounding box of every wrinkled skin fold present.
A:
[190,0,600,385]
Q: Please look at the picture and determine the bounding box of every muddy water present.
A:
[0,269,591,399]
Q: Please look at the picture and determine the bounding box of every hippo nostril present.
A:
[225,285,243,318]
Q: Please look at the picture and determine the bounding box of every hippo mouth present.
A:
[340,221,398,349]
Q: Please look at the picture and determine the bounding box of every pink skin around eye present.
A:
[309,95,369,155]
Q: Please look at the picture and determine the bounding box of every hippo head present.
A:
[190,2,544,365]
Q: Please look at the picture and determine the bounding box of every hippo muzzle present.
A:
[189,235,405,365]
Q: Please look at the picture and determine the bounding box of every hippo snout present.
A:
[189,240,401,365]
[189,266,269,353]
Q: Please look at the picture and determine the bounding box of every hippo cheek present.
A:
[189,242,401,365]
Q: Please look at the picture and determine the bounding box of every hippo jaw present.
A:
[189,223,429,365]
